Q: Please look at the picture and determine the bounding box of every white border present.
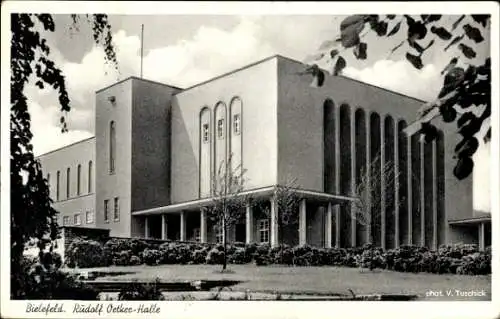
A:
[1,2,499,319]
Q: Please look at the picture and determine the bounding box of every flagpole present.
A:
[140,24,144,78]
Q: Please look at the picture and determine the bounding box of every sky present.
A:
[25,14,491,211]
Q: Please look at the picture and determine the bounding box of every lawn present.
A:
[66,264,491,301]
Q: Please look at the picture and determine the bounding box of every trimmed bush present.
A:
[142,249,162,266]
[118,279,165,300]
[206,247,225,265]
[191,247,210,264]
[129,255,142,265]
[63,236,491,276]
[66,238,107,268]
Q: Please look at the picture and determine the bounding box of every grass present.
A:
[66,264,491,301]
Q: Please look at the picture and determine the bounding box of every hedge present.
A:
[64,237,491,276]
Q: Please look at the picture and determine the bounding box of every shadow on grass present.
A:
[212,269,236,274]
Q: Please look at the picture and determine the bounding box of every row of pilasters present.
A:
[325,102,444,249]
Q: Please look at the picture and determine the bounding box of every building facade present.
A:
[37,55,488,250]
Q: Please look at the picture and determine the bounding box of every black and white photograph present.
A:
[1,1,498,318]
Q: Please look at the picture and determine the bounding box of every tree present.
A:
[10,13,117,298]
[303,15,491,180]
[256,179,302,261]
[203,154,248,271]
[352,154,400,270]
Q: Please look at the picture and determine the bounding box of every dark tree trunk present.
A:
[369,230,375,271]
[223,223,227,270]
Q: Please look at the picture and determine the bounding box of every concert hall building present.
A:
[37,55,491,251]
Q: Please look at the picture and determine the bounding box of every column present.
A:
[478,223,485,251]
[420,140,425,246]
[245,203,254,244]
[432,140,438,250]
[200,209,207,243]
[394,124,400,247]
[180,211,186,241]
[145,216,150,239]
[380,121,386,249]
[325,202,333,248]
[365,114,372,244]
[270,197,279,248]
[406,135,412,245]
[350,111,357,247]
[334,106,341,247]
[161,214,167,240]
[299,199,307,246]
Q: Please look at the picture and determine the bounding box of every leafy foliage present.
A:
[255,179,302,262]
[13,253,99,300]
[10,13,117,298]
[65,238,107,268]
[118,279,165,301]
[203,154,249,270]
[306,15,491,180]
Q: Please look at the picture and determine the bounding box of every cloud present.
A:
[29,101,93,156]
[343,59,441,101]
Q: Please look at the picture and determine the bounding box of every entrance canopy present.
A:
[448,214,491,226]
[132,186,357,216]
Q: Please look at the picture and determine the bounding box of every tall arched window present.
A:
[56,171,60,201]
[88,161,93,193]
[109,121,116,174]
[66,167,71,199]
[229,97,243,175]
[77,164,81,196]
[199,107,211,197]
[214,102,227,180]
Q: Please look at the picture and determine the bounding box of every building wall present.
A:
[38,137,96,228]
[130,80,180,213]
[95,79,133,237]
[276,56,426,191]
[171,58,278,204]
[276,56,473,246]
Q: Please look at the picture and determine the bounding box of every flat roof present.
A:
[132,186,356,216]
[448,215,491,225]
[35,136,95,158]
[95,76,183,94]
[172,54,427,103]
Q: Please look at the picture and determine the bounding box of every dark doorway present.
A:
[235,223,246,243]
[167,214,180,240]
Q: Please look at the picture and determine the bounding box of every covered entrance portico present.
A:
[132,186,356,248]
[448,215,492,251]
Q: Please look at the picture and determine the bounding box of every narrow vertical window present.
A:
[233,114,241,135]
[74,213,81,226]
[109,121,116,174]
[259,219,270,243]
[77,164,81,196]
[202,123,209,143]
[104,199,109,223]
[56,171,60,201]
[215,224,223,243]
[63,216,70,226]
[217,118,225,139]
[113,197,120,221]
[193,228,201,242]
[66,167,71,199]
[86,210,94,224]
[88,161,93,193]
